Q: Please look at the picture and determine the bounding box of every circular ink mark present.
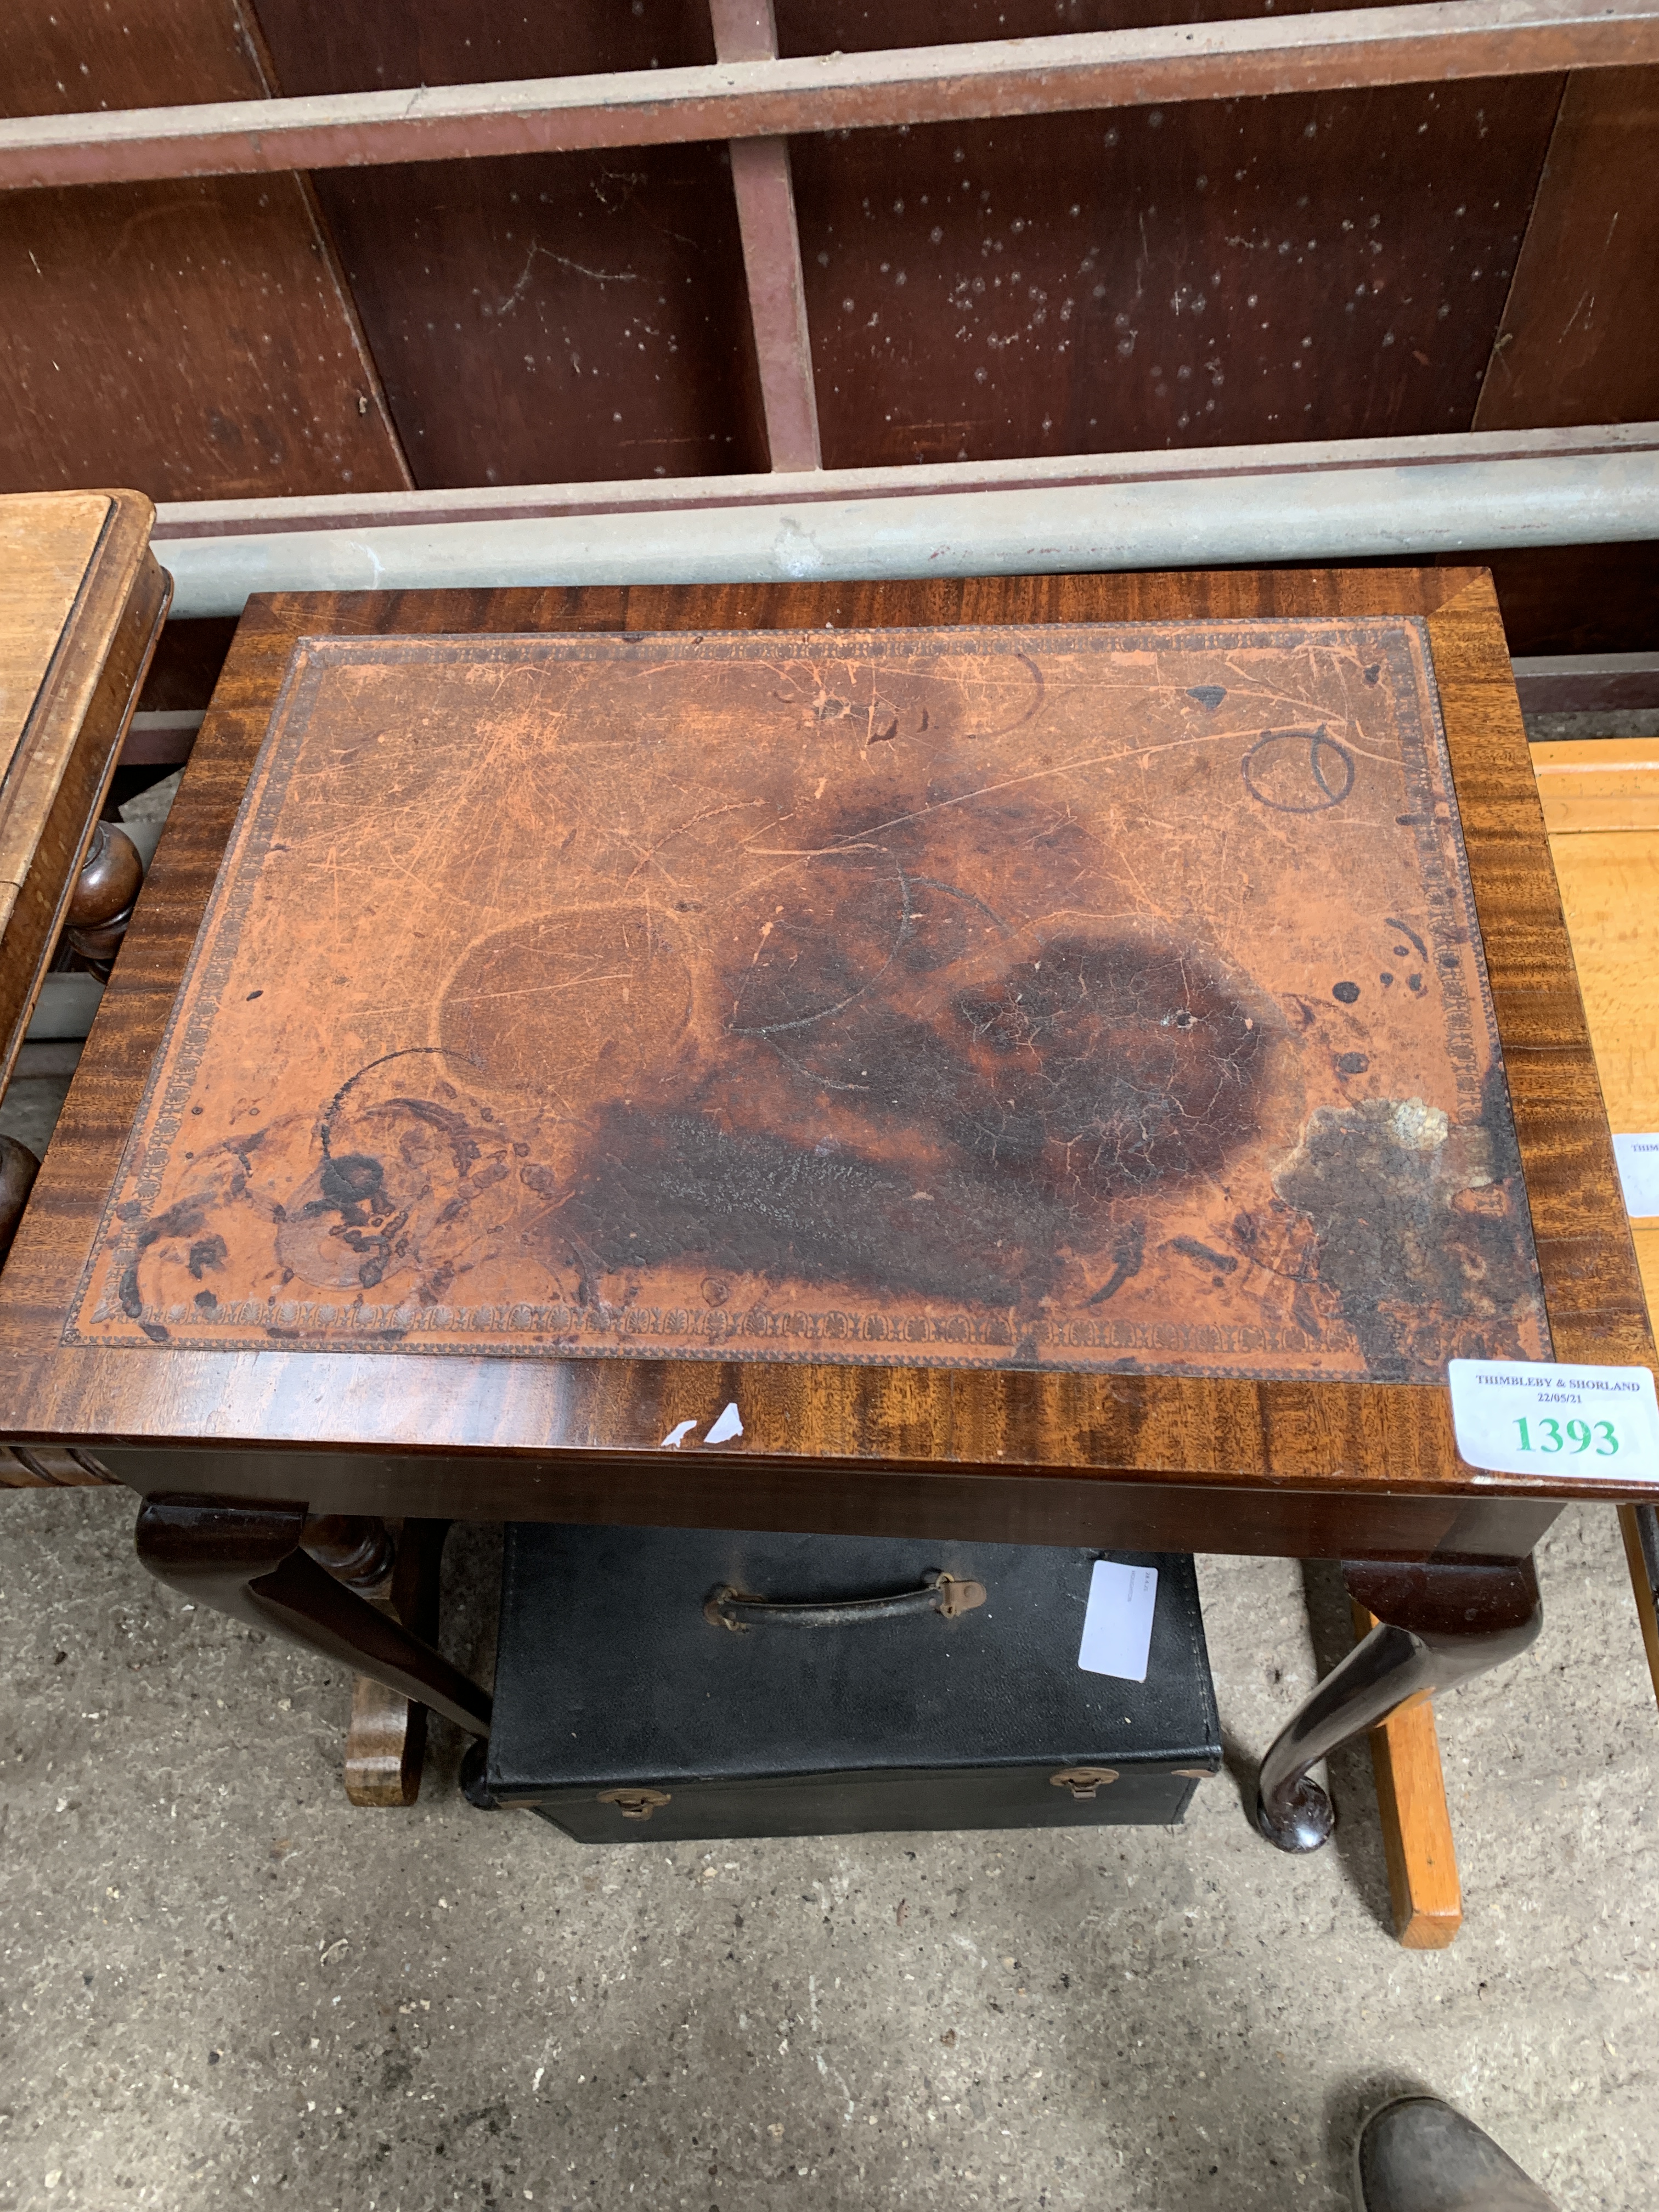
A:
[1336,1052,1370,1075]
[1333,980,1361,1005]
[1241,726,1356,814]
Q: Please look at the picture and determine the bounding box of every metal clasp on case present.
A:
[1050,1767,1119,1800]
[597,1788,672,1822]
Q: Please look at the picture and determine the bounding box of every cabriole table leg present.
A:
[343,1518,451,1807]
[134,1494,490,1739]
[1256,1556,1542,1853]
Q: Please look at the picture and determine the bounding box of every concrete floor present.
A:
[1,1490,1654,2212]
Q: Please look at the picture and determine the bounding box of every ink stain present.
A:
[1242,727,1355,813]
[547,926,1269,1304]
[1087,1221,1146,1305]
[1272,1092,1539,1380]
[1166,1235,1239,1276]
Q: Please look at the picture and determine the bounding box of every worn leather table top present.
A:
[0,571,1650,1544]
[78,617,1549,1385]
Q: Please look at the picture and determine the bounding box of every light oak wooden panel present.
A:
[1353,1598,1463,1946]
[0,490,170,1096]
[1534,737,1659,1306]
[0,492,106,786]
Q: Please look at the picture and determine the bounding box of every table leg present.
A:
[134,1494,490,1739]
[343,1519,450,1807]
[1619,1504,1659,1712]
[1351,1600,1463,1948]
[1256,1556,1541,1853]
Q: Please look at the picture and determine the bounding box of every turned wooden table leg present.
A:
[63,819,145,974]
[298,1512,396,1591]
[1256,1556,1541,1854]
[343,1519,450,1807]
[134,1494,490,1737]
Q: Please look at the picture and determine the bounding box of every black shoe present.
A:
[1353,2096,1556,2212]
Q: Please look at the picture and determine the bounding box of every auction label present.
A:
[1077,1559,1159,1683]
[1447,1358,1659,1481]
[1612,1135,1659,1220]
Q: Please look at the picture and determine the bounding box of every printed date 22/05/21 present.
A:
[1513,1415,1619,1455]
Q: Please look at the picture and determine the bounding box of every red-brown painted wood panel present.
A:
[791,82,1562,470]
[281,148,768,488]
[251,0,767,487]
[251,0,720,87]
[775,0,1392,52]
[0,0,408,500]
[1464,543,1659,656]
[1475,66,1659,431]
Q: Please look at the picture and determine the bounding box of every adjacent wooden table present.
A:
[0,490,170,1259]
[1533,737,1659,1710]
[1,567,1652,1855]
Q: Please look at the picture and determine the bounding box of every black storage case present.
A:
[476,1526,1221,1843]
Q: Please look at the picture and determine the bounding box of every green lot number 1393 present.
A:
[1514,1416,1619,1456]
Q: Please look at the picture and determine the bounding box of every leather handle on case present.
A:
[704,1570,987,1632]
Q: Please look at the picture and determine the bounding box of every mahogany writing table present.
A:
[1,568,1652,1851]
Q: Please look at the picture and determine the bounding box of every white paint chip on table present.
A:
[1447,1359,1659,1482]
[1077,1559,1158,1683]
[660,1404,743,1446]
[1613,1135,1659,1220]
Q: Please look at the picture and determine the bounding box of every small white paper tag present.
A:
[1077,1559,1159,1683]
[703,1401,743,1445]
[1447,1359,1659,1481]
[1613,1135,1659,1220]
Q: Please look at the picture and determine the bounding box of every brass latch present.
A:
[1050,1767,1119,1801]
[597,1788,672,1822]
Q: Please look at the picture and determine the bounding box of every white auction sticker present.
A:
[1447,1359,1659,1481]
[1077,1559,1159,1683]
[1613,1135,1659,1220]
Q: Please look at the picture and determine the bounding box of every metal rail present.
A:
[3,0,1655,191]
[147,421,1659,619]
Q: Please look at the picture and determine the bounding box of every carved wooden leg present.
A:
[135,1494,490,1737]
[63,819,145,975]
[343,1519,450,1807]
[299,1512,396,1591]
[1256,1556,1541,1853]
